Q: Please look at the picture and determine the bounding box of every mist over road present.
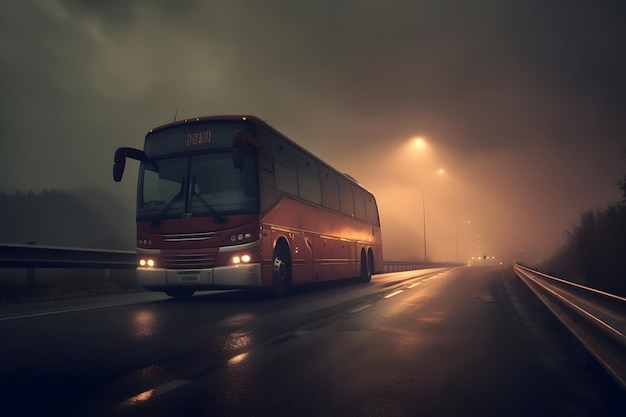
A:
[0,267,622,416]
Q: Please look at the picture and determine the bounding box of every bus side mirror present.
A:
[113,157,126,182]
[113,147,149,182]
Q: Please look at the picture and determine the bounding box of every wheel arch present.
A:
[271,235,293,295]
[360,246,372,282]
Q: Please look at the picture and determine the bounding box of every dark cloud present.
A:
[1,0,624,263]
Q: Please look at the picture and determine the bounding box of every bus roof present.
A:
[147,115,258,134]
[146,115,370,193]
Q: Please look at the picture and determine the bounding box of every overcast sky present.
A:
[1,0,625,264]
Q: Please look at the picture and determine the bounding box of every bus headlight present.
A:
[139,258,156,267]
[232,254,252,264]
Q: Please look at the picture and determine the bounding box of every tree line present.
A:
[541,163,626,296]
[0,187,135,250]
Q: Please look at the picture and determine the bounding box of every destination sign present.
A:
[144,121,254,157]
[186,131,211,146]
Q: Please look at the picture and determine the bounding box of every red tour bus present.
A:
[113,115,383,298]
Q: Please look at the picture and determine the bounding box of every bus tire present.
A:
[360,249,372,283]
[272,242,291,296]
[368,248,375,277]
[165,288,195,299]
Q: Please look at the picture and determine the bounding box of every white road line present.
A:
[119,379,190,408]
[384,290,404,299]
[407,282,421,288]
[0,303,140,321]
[349,304,372,313]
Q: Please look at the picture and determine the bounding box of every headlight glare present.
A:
[139,258,156,267]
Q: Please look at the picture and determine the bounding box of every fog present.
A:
[1,1,624,265]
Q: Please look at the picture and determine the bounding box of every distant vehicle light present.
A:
[241,254,251,263]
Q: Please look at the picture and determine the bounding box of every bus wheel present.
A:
[165,288,195,299]
[368,248,375,278]
[360,249,372,283]
[272,244,291,296]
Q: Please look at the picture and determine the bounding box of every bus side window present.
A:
[338,178,354,217]
[365,193,380,226]
[296,151,321,205]
[273,138,298,196]
[320,166,340,212]
[353,186,366,221]
[259,127,274,159]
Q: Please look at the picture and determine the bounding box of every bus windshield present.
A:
[137,150,258,221]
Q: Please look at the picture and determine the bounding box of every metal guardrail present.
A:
[514,263,626,390]
[0,243,136,269]
[383,261,424,273]
[0,243,459,291]
[0,244,451,272]
[383,261,461,273]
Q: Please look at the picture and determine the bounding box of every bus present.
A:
[113,115,383,298]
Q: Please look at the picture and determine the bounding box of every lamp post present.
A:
[412,137,444,263]
[457,220,471,264]
[422,189,427,262]
[420,167,444,263]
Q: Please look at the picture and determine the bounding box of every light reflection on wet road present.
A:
[0,267,623,416]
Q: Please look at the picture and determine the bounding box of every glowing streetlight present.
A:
[413,137,426,149]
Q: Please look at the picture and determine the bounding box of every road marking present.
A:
[0,297,166,321]
[407,282,421,288]
[0,291,238,321]
[119,379,190,408]
[349,304,372,313]
[0,304,140,321]
[384,290,404,299]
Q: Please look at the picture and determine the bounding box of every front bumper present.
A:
[137,263,262,290]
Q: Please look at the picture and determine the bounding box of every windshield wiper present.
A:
[150,177,185,228]
[191,175,228,224]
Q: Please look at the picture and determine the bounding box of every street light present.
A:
[420,165,445,262]
[411,136,445,262]
[457,220,471,264]
[422,188,427,261]
[413,137,426,149]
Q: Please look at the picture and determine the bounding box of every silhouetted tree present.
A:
[619,150,626,203]
[543,204,626,296]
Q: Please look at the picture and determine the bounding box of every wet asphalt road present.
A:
[0,267,623,417]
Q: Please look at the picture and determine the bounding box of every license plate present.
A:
[179,273,200,282]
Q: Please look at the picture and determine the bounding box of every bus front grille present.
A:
[162,252,216,268]
[163,232,216,242]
